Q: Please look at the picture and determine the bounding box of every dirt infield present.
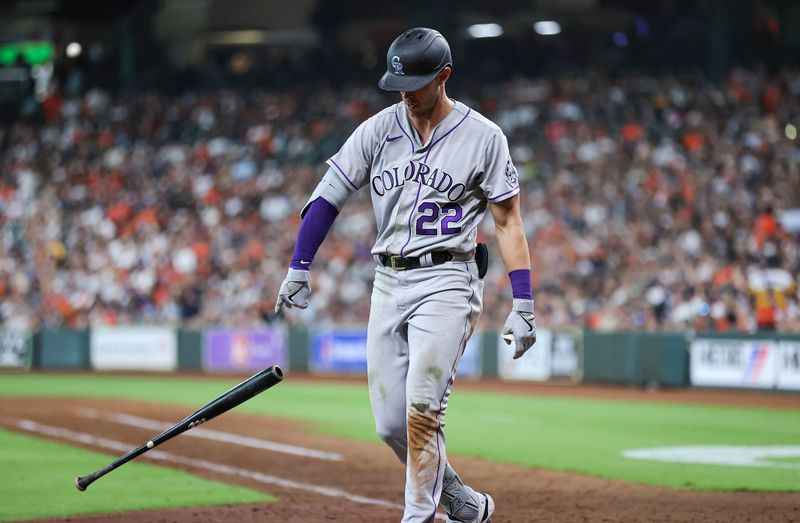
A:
[2,381,800,523]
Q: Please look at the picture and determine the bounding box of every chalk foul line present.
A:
[75,407,343,462]
[10,418,415,515]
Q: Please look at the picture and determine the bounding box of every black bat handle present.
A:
[75,443,149,491]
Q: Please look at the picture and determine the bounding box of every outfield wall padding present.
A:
[582,331,688,387]
[288,325,309,372]
[480,330,499,379]
[177,329,203,370]
[37,328,90,369]
[636,332,688,387]
[582,332,636,384]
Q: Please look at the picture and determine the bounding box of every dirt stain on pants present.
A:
[407,403,441,504]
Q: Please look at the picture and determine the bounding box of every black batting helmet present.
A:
[378,28,452,92]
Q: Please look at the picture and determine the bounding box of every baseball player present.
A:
[276,28,536,523]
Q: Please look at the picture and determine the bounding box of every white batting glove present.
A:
[502,299,537,359]
[275,268,311,314]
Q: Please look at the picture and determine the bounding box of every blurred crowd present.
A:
[1,68,799,332]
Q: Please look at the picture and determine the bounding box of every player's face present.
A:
[401,69,449,118]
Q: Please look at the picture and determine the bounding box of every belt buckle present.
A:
[389,255,406,271]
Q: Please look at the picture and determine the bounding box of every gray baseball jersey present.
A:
[326,100,520,258]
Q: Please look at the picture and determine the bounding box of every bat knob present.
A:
[75,476,87,491]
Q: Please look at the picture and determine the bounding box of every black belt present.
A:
[379,252,453,271]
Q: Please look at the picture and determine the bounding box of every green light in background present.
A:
[23,43,55,65]
[0,42,55,66]
[0,45,18,66]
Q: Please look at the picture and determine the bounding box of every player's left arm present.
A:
[490,194,536,359]
[490,194,529,273]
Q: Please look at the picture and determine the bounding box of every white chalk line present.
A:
[75,408,342,462]
[11,418,411,514]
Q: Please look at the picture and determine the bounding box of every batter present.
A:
[276,28,536,523]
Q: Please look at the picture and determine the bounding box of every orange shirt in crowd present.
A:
[681,131,705,153]
[621,123,645,142]
[753,211,779,247]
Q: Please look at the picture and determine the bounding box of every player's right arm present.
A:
[274,170,355,313]
[275,117,379,314]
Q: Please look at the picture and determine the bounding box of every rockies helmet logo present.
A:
[391,55,405,75]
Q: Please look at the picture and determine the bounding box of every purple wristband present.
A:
[290,198,339,270]
[509,269,532,300]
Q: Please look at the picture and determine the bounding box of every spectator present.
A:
[1,70,799,333]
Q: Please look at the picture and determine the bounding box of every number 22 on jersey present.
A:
[415,202,463,235]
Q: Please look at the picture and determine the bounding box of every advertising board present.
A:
[204,328,287,372]
[91,327,177,371]
[690,338,778,388]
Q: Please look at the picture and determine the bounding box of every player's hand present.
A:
[275,268,312,314]
[502,299,536,359]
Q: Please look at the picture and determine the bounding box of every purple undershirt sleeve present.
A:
[290,198,340,270]
[508,269,533,300]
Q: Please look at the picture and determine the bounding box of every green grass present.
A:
[446,392,800,492]
[1,373,799,492]
[0,428,274,522]
[772,456,800,465]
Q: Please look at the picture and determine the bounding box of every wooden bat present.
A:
[75,365,283,491]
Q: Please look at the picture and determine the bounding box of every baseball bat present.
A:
[75,365,283,491]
